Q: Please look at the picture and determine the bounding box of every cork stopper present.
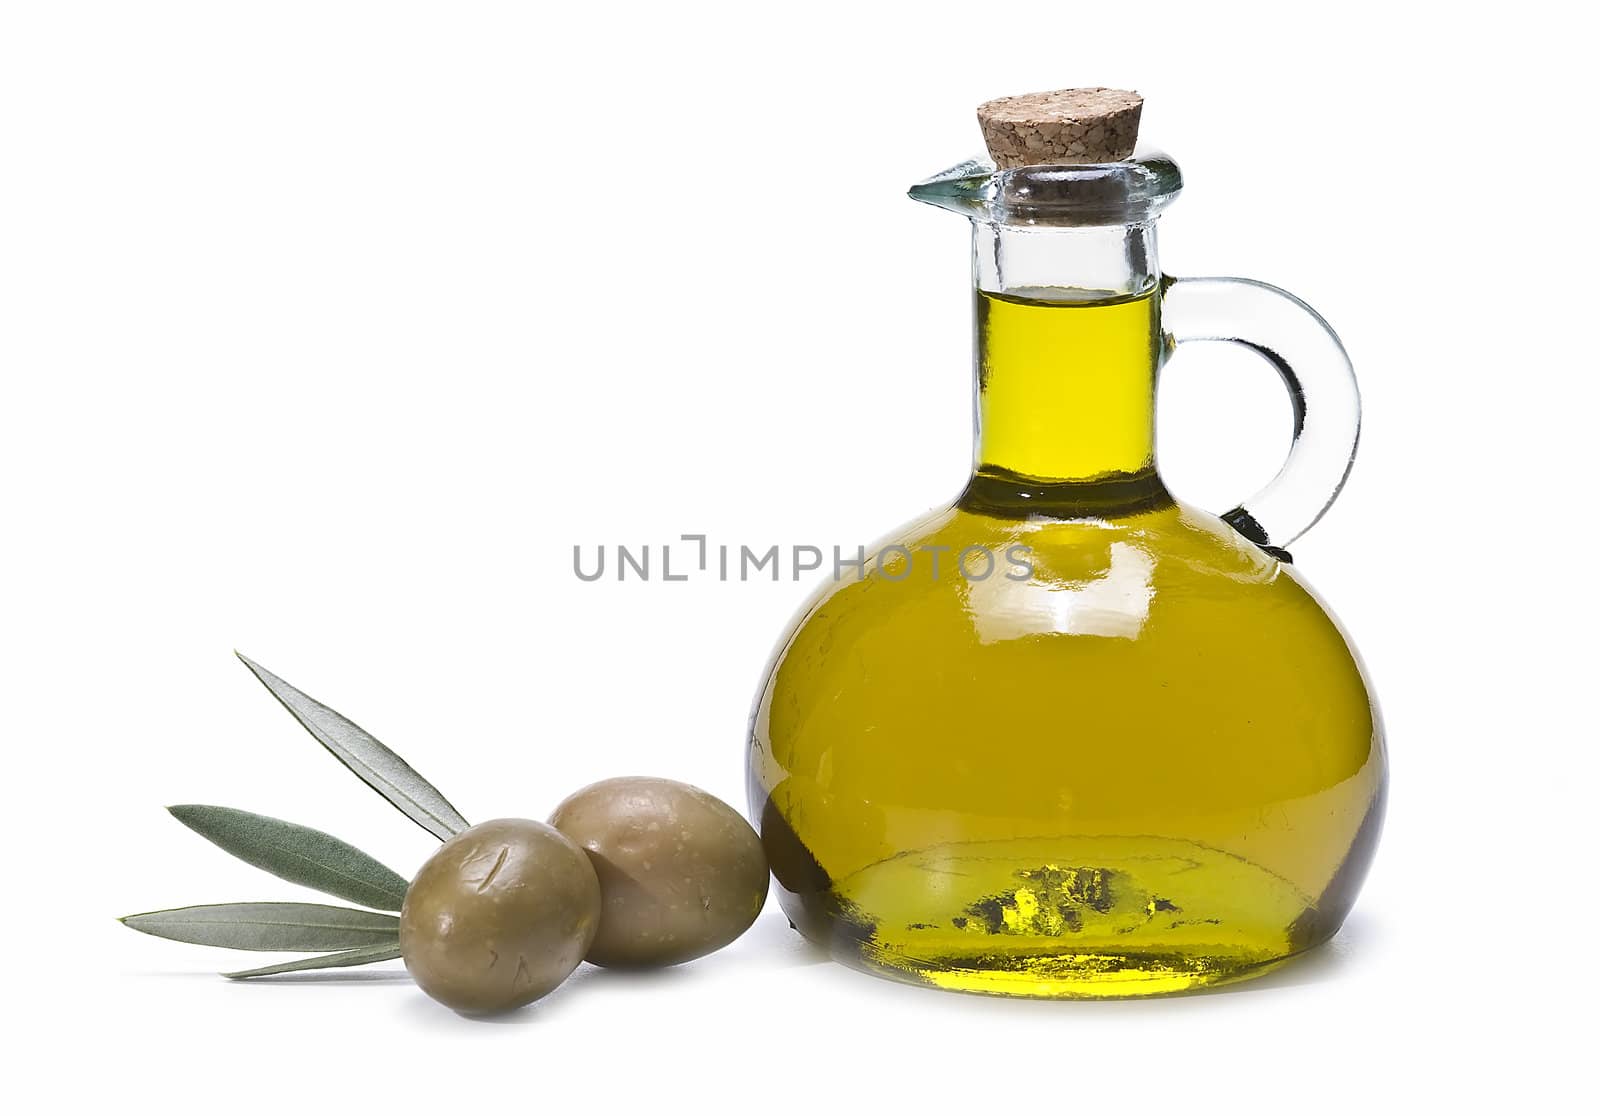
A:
[977,88,1143,169]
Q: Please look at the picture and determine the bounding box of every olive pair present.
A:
[399,777,768,1015]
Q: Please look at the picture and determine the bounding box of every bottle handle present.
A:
[1161,276,1361,556]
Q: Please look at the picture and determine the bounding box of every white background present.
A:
[3,1,1594,1111]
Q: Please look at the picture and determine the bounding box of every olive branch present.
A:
[119,655,469,979]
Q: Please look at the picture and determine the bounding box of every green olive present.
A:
[550,776,769,968]
[399,818,601,1015]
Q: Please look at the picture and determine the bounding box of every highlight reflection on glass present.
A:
[969,535,1155,643]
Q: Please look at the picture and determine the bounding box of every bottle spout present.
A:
[906,158,1000,219]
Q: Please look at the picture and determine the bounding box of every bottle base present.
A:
[842,938,1299,998]
[778,835,1336,999]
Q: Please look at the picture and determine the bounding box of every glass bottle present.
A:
[747,143,1385,998]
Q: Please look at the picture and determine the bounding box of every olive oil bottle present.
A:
[748,89,1384,998]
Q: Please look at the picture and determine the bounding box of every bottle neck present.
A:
[960,221,1172,518]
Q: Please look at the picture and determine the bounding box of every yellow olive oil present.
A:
[748,287,1384,997]
[977,286,1158,482]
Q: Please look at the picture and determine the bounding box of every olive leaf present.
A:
[224,943,403,980]
[235,653,469,841]
[120,902,400,951]
[168,805,409,912]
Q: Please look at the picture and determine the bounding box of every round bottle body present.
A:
[748,500,1384,998]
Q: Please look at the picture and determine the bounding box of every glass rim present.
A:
[909,147,1184,227]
